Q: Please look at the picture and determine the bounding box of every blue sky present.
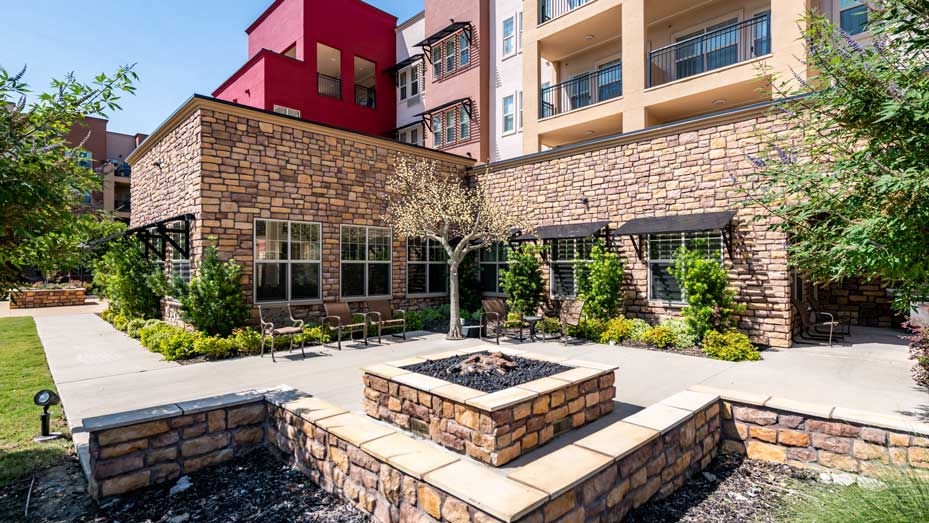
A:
[0,1,422,136]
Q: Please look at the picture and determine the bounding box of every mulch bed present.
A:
[625,453,822,523]
[9,450,369,523]
[615,341,710,359]
[401,352,572,393]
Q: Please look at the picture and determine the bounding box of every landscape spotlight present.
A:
[33,389,62,442]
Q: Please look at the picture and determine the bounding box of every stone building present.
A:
[128,94,898,349]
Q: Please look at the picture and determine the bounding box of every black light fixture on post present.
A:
[33,389,62,442]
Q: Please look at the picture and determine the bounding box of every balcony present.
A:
[317,73,342,100]
[115,197,131,213]
[648,16,770,88]
[540,62,621,119]
[539,0,593,25]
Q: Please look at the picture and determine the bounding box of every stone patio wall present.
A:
[10,288,85,308]
[84,394,268,499]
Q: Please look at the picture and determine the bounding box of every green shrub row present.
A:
[102,309,330,361]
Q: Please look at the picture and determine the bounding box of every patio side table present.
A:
[523,315,543,342]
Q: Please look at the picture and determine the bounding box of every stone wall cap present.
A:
[421,350,470,361]
[517,377,572,395]
[622,404,693,435]
[175,391,265,415]
[660,390,719,413]
[315,413,396,447]
[688,385,771,406]
[560,359,619,371]
[83,404,183,432]
[263,386,308,407]
[574,420,659,459]
[467,387,538,411]
[384,357,427,368]
[548,367,608,384]
[361,363,412,380]
[392,372,452,392]
[282,396,348,423]
[764,396,834,420]
[424,460,548,522]
[507,444,613,498]
[518,353,571,364]
[431,383,486,403]
[831,407,929,436]
[361,432,459,479]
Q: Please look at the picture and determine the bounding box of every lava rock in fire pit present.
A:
[402,351,572,393]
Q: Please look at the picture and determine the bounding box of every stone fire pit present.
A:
[362,348,617,466]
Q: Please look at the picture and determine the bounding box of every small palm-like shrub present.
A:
[575,243,624,321]
[785,470,929,523]
[642,325,677,349]
[176,245,248,337]
[702,330,761,361]
[500,243,544,317]
[670,245,744,342]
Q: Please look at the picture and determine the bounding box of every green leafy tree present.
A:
[575,242,624,320]
[670,245,744,342]
[500,243,544,316]
[175,244,247,336]
[20,214,125,282]
[746,2,929,311]
[0,64,137,294]
[93,239,161,318]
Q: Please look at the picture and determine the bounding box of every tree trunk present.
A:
[447,259,463,340]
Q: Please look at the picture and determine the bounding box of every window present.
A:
[273,105,301,118]
[459,33,470,67]
[445,109,456,144]
[255,220,322,302]
[169,231,191,285]
[480,243,509,294]
[550,238,595,297]
[399,127,421,146]
[317,43,342,99]
[502,94,515,133]
[518,12,524,51]
[354,56,376,109]
[407,238,449,295]
[433,56,442,81]
[341,225,391,298]
[410,64,420,96]
[410,128,419,146]
[399,70,408,100]
[445,39,456,75]
[433,113,444,146]
[518,91,524,130]
[459,107,470,140]
[647,231,723,303]
[503,16,516,57]
[839,0,868,35]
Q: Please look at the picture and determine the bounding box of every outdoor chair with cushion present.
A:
[559,298,586,345]
[367,300,406,343]
[480,297,527,344]
[323,302,368,350]
[258,304,305,362]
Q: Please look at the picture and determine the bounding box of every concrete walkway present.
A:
[29,312,927,467]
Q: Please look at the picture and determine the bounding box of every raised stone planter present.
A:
[10,288,86,308]
[361,348,617,466]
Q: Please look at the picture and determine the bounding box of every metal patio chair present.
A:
[559,298,586,345]
[258,304,305,362]
[480,297,528,344]
[323,302,368,350]
[791,299,842,347]
[367,300,407,343]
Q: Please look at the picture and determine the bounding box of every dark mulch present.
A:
[401,352,572,393]
[10,450,369,523]
[625,453,822,523]
[616,341,709,359]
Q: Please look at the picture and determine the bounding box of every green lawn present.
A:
[0,317,71,485]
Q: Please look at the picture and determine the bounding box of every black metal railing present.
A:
[539,62,622,118]
[354,85,376,109]
[539,0,592,24]
[648,15,771,88]
[317,73,342,99]
[115,198,131,213]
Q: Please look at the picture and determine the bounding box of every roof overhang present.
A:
[513,221,611,242]
[415,21,472,62]
[612,211,737,259]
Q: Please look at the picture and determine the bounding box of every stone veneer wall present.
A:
[9,288,85,308]
[85,399,267,499]
[362,369,615,466]
[814,279,902,328]
[473,113,794,347]
[129,100,474,322]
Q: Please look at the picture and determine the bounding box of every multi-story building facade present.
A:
[65,116,145,222]
[213,0,398,137]
[392,12,426,147]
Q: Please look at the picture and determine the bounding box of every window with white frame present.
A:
[433,113,444,146]
[255,219,321,302]
[341,225,391,298]
[445,109,456,144]
[398,127,421,146]
[433,54,442,80]
[407,238,449,295]
[518,91,524,130]
[518,12,524,51]
[502,16,516,57]
[399,70,408,100]
[550,238,595,297]
[445,39,456,75]
[459,33,470,67]
[273,105,301,118]
[410,64,421,96]
[502,95,515,133]
[459,106,470,140]
[647,231,723,303]
[839,0,867,35]
[480,243,509,294]
[169,231,190,285]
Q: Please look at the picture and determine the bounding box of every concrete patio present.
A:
[24,309,927,474]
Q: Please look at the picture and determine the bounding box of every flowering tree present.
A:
[385,156,527,339]
[746,2,929,312]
